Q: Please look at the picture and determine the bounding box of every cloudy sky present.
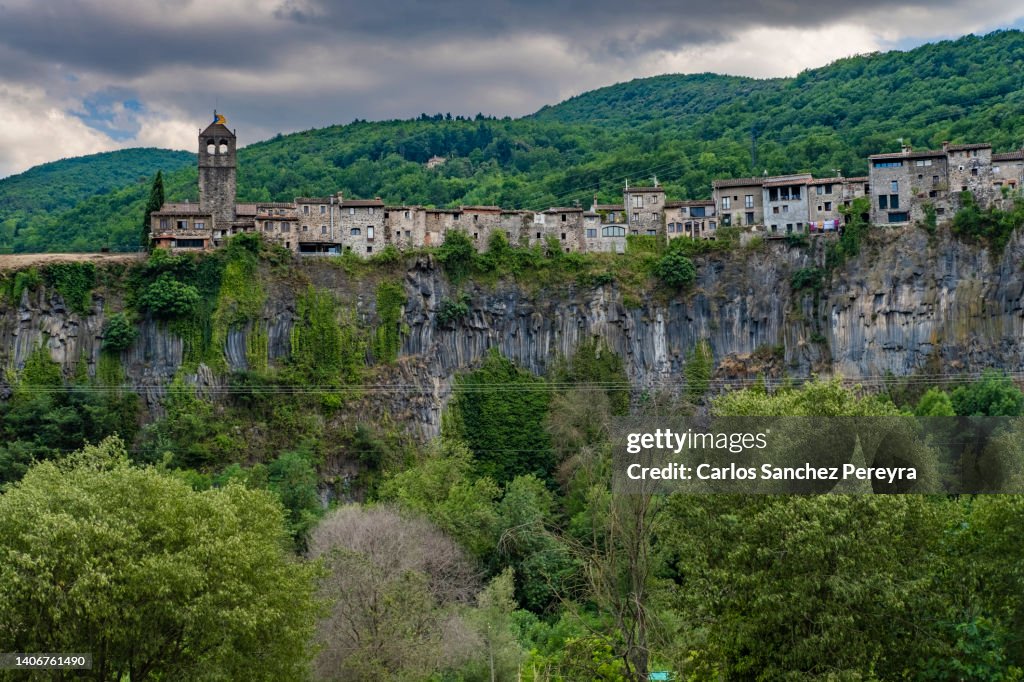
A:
[1,0,1023,178]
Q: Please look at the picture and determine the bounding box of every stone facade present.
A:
[665,200,716,240]
[152,114,1024,256]
[713,178,764,228]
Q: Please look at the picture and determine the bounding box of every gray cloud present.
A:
[0,0,1022,177]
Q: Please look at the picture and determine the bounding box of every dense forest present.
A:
[4,30,1024,253]
[4,232,1024,678]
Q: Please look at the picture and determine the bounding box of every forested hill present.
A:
[0,148,194,245]
[6,30,1024,253]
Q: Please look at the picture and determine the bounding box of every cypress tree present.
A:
[141,171,164,251]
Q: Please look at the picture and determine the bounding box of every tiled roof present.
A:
[993,151,1024,161]
[713,177,764,188]
[593,204,624,211]
[295,197,334,203]
[543,207,583,213]
[946,143,991,151]
[342,199,385,207]
[155,203,208,215]
[870,149,945,160]
[460,205,503,212]
[665,199,714,208]
[235,203,258,216]
[626,186,666,193]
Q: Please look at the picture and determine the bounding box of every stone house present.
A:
[623,185,666,236]
[712,177,764,228]
[762,174,812,235]
[150,203,212,250]
[665,200,716,240]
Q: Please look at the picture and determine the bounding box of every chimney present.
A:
[901,143,912,155]
[942,141,950,153]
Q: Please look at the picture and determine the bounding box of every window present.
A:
[797,222,804,231]
[160,218,169,229]
[367,226,375,240]
[176,219,188,230]
[744,194,754,208]
[561,214,567,222]
[453,213,459,220]
[773,206,780,215]
[928,190,937,198]
[536,232,541,239]
[473,233,478,240]
[602,225,626,237]
[745,212,754,225]
[175,239,204,248]
[888,212,910,223]
[264,221,273,231]
[915,159,933,167]
[824,202,832,211]
[889,194,900,209]
[367,246,373,253]
[632,195,643,208]
[816,186,824,195]
[194,222,204,230]
[404,211,410,219]
[690,207,706,218]
[632,212,639,222]
[786,223,793,233]
[879,195,889,209]
[873,160,903,168]
[646,229,657,236]
[385,212,391,219]
[971,167,979,176]
[368,207,375,215]
[302,225,309,232]
[406,231,412,238]
[350,227,361,236]
[320,205,326,214]
[782,205,789,212]
[769,187,779,201]
[281,222,290,233]
[560,233,566,240]
[303,205,310,215]
[586,228,597,238]
[933,175,940,184]
[321,225,328,234]
[349,208,355,215]
[721,197,731,209]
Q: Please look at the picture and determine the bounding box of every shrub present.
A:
[791,267,825,292]
[437,293,471,327]
[654,250,697,288]
[138,273,201,318]
[43,262,96,315]
[102,312,138,352]
[437,230,476,283]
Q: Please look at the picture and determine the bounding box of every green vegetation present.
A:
[0,148,193,253]
[449,348,553,483]
[952,191,1024,253]
[0,437,320,680]
[372,280,405,364]
[653,247,697,289]
[436,292,472,327]
[290,286,365,385]
[790,266,825,292]
[101,312,138,351]
[684,339,713,402]
[141,170,164,251]
[138,272,201,317]
[11,32,1024,253]
[42,262,96,315]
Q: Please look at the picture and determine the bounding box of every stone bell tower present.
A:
[198,111,237,227]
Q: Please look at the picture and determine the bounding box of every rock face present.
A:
[2,228,1023,436]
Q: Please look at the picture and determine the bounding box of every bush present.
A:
[102,312,138,352]
[43,262,96,315]
[437,230,476,283]
[791,267,825,292]
[138,273,201,318]
[655,249,697,288]
[437,293,471,327]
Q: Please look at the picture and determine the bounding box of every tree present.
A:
[0,437,320,681]
[915,386,956,416]
[138,272,200,317]
[141,170,164,252]
[951,370,1024,416]
[308,505,480,681]
[437,229,476,283]
[654,249,696,289]
[101,311,138,352]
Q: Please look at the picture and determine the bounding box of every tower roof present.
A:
[200,111,234,138]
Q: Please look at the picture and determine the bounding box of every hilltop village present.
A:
[151,114,1024,256]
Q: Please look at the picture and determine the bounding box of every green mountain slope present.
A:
[7,30,1024,253]
[0,148,194,250]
